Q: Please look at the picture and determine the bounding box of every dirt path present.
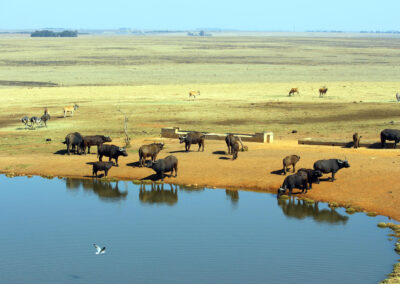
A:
[1,138,400,221]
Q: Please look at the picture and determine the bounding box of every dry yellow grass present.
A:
[0,35,400,155]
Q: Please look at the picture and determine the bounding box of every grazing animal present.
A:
[97,144,128,166]
[313,159,350,182]
[29,116,42,129]
[380,129,400,149]
[21,116,30,128]
[396,93,400,102]
[63,103,79,118]
[277,173,309,198]
[225,134,244,154]
[63,132,84,155]
[297,168,323,189]
[138,142,164,167]
[319,87,328,97]
[179,132,205,152]
[231,140,240,160]
[189,90,200,100]
[82,135,112,154]
[92,161,114,177]
[353,132,361,149]
[282,155,301,175]
[288,88,299,96]
[146,155,178,181]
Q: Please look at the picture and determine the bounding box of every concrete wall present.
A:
[161,127,273,143]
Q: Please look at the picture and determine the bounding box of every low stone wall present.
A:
[298,138,400,149]
[161,127,273,143]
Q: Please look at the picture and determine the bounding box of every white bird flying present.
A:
[93,244,106,254]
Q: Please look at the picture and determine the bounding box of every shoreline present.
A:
[1,138,399,221]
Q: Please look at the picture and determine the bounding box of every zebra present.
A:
[396,93,400,102]
[21,116,30,129]
[30,116,42,129]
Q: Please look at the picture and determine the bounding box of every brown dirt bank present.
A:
[1,138,400,221]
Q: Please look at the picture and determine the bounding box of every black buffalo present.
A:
[277,173,309,197]
[63,132,84,155]
[146,155,178,181]
[380,129,400,148]
[179,132,205,152]
[83,135,112,154]
[98,144,128,166]
[297,168,323,189]
[139,142,164,167]
[225,134,243,154]
[313,159,350,182]
[92,161,114,177]
[231,141,240,160]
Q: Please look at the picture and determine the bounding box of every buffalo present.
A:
[380,129,400,149]
[283,155,300,175]
[92,161,114,177]
[98,144,128,166]
[63,132,84,155]
[225,134,244,154]
[146,155,178,181]
[138,142,164,167]
[231,141,240,160]
[353,132,361,149]
[179,132,205,152]
[313,159,350,182]
[297,168,323,189]
[83,135,112,154]
[277,173,309,198]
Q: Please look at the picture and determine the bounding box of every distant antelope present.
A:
[288,88,299,96]
[319,87,328,97]
[396,93,400,102]
[189,90,200,100]
[63,103,79,118]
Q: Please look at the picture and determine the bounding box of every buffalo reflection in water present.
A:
[65,178,128,201]
[278,198,348,224]
[225,190,239,204]
[139,183,178,205]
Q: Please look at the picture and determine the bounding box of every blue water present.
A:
[0,175,398,284]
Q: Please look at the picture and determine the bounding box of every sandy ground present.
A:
[1,138,399,221]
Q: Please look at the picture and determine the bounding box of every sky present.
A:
[0,0,399,31]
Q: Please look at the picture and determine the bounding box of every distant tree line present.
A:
[187,30,212,37]
[31,30,78,37]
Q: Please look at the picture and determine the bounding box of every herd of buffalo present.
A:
[60,127,400,198]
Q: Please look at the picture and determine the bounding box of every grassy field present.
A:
[0,34,400,155]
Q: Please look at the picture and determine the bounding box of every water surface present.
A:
[0,175,398,284]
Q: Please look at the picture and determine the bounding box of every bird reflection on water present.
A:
[278,198,349,224]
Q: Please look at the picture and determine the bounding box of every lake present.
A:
[0,175,398,284]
